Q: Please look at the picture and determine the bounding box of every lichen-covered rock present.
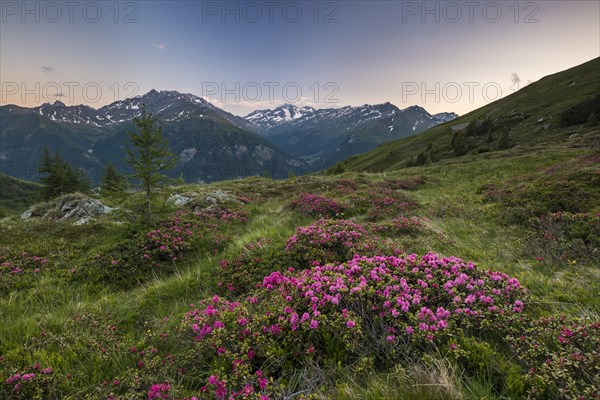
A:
[167,193,194,207]
[21,194,114,224]
[205,190,234,205]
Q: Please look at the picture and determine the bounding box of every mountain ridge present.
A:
[1,91,458,179]
[333,57,600,173]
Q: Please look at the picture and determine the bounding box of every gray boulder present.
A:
[205,190,234,205]
[20,194,114,224]
[167,193,194,207]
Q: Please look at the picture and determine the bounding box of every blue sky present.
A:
[1,1,598,116]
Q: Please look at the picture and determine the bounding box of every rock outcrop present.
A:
[21,194,115,225]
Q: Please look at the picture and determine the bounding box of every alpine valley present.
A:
[0,90,456,183]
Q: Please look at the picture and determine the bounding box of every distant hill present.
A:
[0,174,40,217]
[334,57,600,173]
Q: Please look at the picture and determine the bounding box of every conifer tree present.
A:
[125,105,176,218]
[38,148,90,199]
[100,163,127,196]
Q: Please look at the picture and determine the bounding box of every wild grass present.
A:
[1,146,598,398]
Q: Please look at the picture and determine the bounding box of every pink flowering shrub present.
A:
[525,212,600,264]
[83,208,249,290]
[260,253,527,355]
[142,216,196,262]
[345,188,418,221]
[506,316,600,399]
[0,253,49,293]
[217,220,392,297]
[1,363,56,399]
[289,193,346,218]
[368,216,423,236]
[216,239,296,297]
[179,296,274,399]
[180,253,528,396]
[147,382,173,399]
[285,219,380,266]
[377,177,426,191]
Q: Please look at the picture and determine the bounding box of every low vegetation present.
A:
[1,144,598,399]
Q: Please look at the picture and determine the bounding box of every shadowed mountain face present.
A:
[0,90,304,184]
[245,103,457,169]
[0,89,457,183]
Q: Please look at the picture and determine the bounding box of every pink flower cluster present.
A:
[181,297,275,399]
[286,219,368,252]
[181,252,527,396]
[147,382,172,399]
[144,216,197,262]
[285,219,376,266]
[289,193,346,218]
[194,208,249,224]
[260,252,526,342]
[0,253,48,276]
[4,364,53,394]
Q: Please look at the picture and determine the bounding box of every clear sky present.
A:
[1,1,598,116]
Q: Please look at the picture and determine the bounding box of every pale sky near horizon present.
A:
[1,1,598,116]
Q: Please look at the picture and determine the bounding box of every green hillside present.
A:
[1,143,599,398]
[334,57,600,173]
[0,174,40,217]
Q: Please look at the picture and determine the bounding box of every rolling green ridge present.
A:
[0,174,40,217]
[335,57,600,173]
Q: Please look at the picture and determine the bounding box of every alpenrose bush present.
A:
[285,219,384,267]
[2,364,58,399]
[84,208,249,289]
[346,188,418,221]
[367,216,423,236]
[217,220,386,297]
[525,212,600,264]
[0,253,49,293]
[289,193,346,218]
[179,253,527,398]
[506,316,600,399]
[377,177,426,191]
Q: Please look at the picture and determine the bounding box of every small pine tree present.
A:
[328,163,345,175]
[414,151,428,166]
[451,132,470,156]
[38,148,90,199]
[126,105,177,218]
[101,163,127,196]
[497,131,512,150]
[64,163,90,194]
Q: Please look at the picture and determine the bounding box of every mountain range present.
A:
[246,103,457,168]
[0,90,456,183]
